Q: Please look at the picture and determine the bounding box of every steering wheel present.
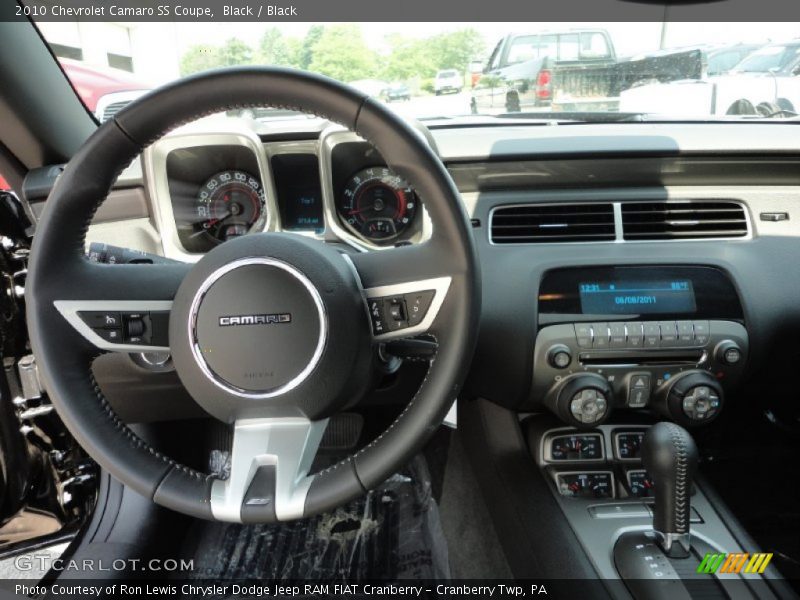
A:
[25,68,480,523]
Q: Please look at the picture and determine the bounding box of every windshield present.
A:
[732,44,800,73]
[34,21,800,122]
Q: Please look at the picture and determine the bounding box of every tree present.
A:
[257,28,300,67]
[383,35,435,81]
[298,25,324,70]
[429,29,485,75]
[307,25,378,82]
[180,44,223,76]
[218,38,253,67]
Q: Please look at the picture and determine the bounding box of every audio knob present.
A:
[546,373,613,428]
[547,344,572,369]
[656,370,724,427]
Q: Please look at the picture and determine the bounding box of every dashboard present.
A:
[141,123,430,260]
[52,118,800,428]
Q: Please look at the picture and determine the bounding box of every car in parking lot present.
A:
[434,69,463,95]
[383,82,411,102]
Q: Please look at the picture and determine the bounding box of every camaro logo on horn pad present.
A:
[218,313,292,327]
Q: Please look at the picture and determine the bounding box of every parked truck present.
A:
[620,41,800,117]
[471,29,704,114]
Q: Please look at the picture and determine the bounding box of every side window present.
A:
[558,34,580,61]
[506,36,538,66]
[486,39,504,71]
[0,174,10,192]
[580,32,611,58]
[538,35,558,59]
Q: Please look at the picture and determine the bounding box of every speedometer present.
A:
[337,167,418,243]
[193,170,265,243]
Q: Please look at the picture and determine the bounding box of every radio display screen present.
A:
[579,280,697,314]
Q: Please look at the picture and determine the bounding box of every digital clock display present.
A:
[579,280,696,315]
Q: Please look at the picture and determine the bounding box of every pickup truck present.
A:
[471,29,704,113]
[620,41,800,116]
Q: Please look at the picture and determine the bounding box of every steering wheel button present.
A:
[94,328,123,343]
[80,311,122,329]
[405,290,435,326]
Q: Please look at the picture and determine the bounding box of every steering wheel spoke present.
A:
[53,261,189,353]
[210,417,328,523]
[350,245,452,340]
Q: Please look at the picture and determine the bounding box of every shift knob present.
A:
[642,422,698,558]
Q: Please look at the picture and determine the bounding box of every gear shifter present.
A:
[642,421,699,558]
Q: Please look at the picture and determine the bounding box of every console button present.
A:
[574,323,593,348]
[643,322,660,348]
[693,320,710,346]
[628,373,651,407]
[625,322,644,348]
[80,311,122,329]
[676,320,694,345]
[591,322,610,349]
[405,290,435,327]
[609,323,626,348]
[659,321,678,347]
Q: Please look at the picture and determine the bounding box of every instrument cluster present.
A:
[162,132,425,255]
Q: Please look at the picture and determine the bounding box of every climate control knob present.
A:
[656,370,724,427]
[546,373,614,428]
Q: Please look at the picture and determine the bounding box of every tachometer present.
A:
[338,167,418,243]
[193,170,265,243]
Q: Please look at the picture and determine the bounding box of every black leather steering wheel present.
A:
[25,68,479,523]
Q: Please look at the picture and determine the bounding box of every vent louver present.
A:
[621,200,748,241]
[490,203,616,244]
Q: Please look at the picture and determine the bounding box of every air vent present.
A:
[490,203,616,244]
[622,200,748,240]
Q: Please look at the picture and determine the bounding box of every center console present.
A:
[534,266,747,428]
[525,266,788,597]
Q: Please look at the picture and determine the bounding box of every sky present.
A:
[169,22,800,59]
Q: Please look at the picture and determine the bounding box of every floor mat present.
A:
[186,455,450,581]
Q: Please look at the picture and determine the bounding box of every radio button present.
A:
[625,322,644,348]
[609,323,626,347]
[574,323,593,348]
[693,320,710,346]
[676,320,694,345]
[592,322,610,349]
[643,322,660,348]
[659,321,679,346]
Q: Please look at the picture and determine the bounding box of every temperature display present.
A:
[579,280,696,315]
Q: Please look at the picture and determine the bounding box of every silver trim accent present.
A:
[143,126,279,261]
[262,139,324,240]
[54,300,172,353]
[488,199,752,246]
[210,417,328,522]
[542,431,605,463]
[553,470,616,499]
[363,276,451,341]
[188,257,327,399]
[318,126,432,252]
[654,530,692,558]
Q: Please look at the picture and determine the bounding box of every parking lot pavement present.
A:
[384,90,472,119]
